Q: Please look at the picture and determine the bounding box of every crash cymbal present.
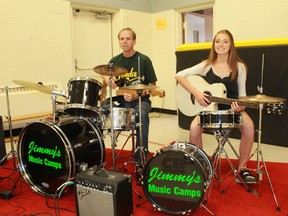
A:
[94,64,128,76]
[240,94,286,103]
[13,80,53,95]
[120,84,159,90]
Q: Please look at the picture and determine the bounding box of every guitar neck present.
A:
[116,89,165,98]
[116,89,147,95]
[210,96,259,109]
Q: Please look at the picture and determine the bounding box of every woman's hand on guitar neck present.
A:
[231,101,245,112]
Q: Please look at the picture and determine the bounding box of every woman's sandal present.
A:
[237,169,257,184]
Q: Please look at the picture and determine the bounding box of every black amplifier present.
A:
[75,168,133,216]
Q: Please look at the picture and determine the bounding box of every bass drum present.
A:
[17,117,105,197]
[142,142,213,215]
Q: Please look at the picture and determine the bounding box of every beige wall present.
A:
[1,0,288,118]
[213,0,288,40]
[0,0,73,117]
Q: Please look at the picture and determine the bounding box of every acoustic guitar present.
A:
[176,75,284,117]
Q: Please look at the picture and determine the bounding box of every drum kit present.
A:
[1,58,286,214]
[1,63,159,198]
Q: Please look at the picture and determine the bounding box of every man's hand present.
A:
[103,76,118,89]
[123,93,139,102]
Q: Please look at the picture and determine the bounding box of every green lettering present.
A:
[28,141,61,158]
[148,167,202,187]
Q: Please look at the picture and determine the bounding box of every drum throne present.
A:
[201,110,252,193]
[210,129,241,192]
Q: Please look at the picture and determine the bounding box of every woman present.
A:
[175,29,256,183]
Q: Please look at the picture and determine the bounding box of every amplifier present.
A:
[75,168,133,216]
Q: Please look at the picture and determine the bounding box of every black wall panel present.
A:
[176,45,288,147]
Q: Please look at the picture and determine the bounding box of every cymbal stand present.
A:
[135,56,147,168]
[107,63,117,171]
[0,86,17,169]
[51,90,66,123]
[135,89,147,168]
[253,102,280,211]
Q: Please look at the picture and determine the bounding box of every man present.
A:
[102,28,157,180]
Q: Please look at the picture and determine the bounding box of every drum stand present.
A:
[209,129,254,194]
[134,89,147,167]
[106,64,118,171]
[115,123,136,162]
[247,54,280,211]
[0,86,17,169]
[51,90,67,123]
[118,90,149,177]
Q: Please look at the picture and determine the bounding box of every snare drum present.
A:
[142,142,213,215]
[65,77,102,118]
[199,110,242,129]
[100,107,135,131]
[17,117,105,197]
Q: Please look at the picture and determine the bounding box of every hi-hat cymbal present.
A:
[120,84,159,90]
[240,94,286,103]
[13,80,53,95]
[94,64,128,76]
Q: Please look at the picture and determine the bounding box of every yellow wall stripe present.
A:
[176,37,288,52]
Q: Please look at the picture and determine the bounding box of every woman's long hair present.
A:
[206,29,247,80]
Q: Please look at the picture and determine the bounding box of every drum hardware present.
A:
[120,84,158,170]
[246,101,281,209]
[51,89,67,123]
[0,86,17,169]
[94,63,128,171]
[115,123,136,161]
[244,54,282,211]
[208,129,255,194]
[94,63,143,199]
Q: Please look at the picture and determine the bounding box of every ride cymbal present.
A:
[120,84,159,90]
[240,94,286,103]
[94,64,128,76]
[13,80,53,95]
